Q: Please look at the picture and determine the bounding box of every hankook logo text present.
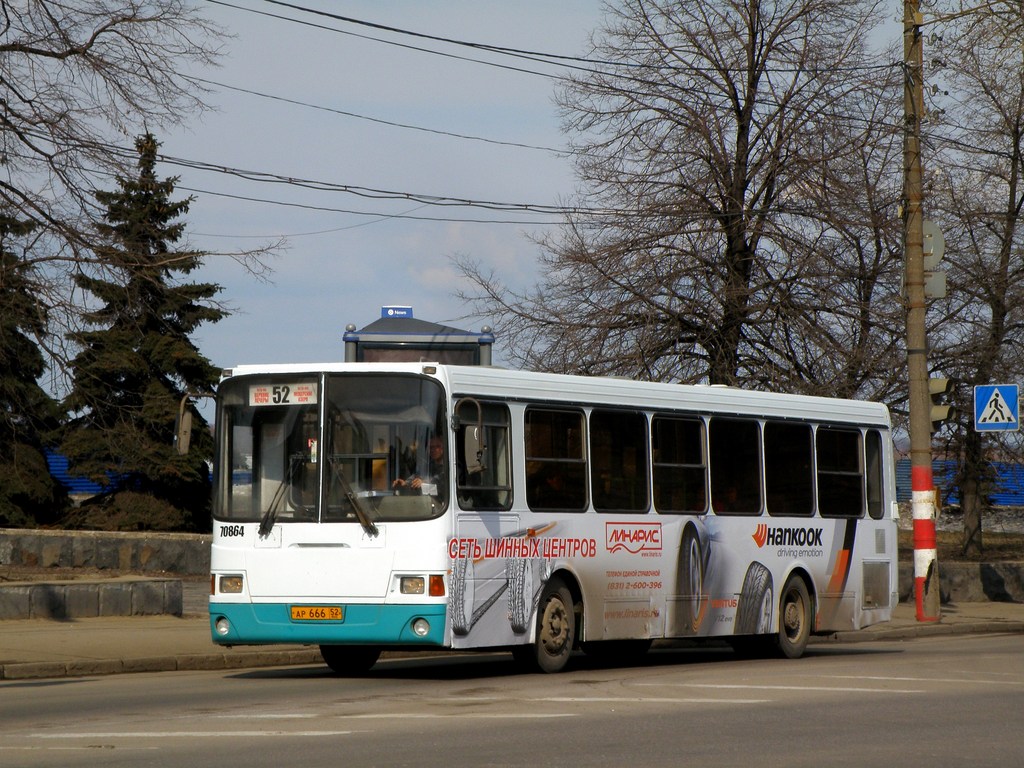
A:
[752,524,823,549]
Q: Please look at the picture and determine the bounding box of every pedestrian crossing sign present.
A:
[974,384,1019,432]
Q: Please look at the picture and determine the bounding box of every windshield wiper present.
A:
[258,453,306,538]
[330,460,379,538]
[258,470,290,538]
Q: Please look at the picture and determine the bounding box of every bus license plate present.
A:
[290,605,344,621]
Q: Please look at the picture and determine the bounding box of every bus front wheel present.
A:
[518,578,575,673]
[319,645,381,675]
[775,576,811,659]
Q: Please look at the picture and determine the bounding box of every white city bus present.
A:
[208,362,898,673]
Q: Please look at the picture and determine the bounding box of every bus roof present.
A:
[221,362,891,428]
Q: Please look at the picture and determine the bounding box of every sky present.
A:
[162,0,605,375]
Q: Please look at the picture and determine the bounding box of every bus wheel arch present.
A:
[775,570,814,659]
[516,570,581,673]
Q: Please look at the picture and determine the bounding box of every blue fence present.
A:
[895,459,1024,506]
[44,450,114,496]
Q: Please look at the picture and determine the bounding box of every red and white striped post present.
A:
[911,468,940,621]
[904,0,941,622]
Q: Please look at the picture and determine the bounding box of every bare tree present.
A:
[459,0,904,401]
[0,1,276,373]
[1,1,221,239]
[927,1,1024,556]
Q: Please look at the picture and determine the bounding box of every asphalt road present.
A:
[1,633,1021,768]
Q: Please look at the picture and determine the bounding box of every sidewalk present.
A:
[2,594,1023,681]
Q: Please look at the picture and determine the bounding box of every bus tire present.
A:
[319,645,380,675]
[775,575,811,659]
[734,561,774,635]
[676,524,706,634]
[520,578,575,673]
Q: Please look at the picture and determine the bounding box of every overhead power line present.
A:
[263,0,896,75]
[206,0,570,80]
[187,76,563,154]
[208,0,896,78]
[160,152,605,215]
[176,185,565,226]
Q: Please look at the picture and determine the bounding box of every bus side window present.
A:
[591,410,648,513]
[764,421,814,517]
[456,401,513,510]
[709,418,762,515]
[866,430,885,519]
[525,408,587,512]
[652,416,707,513]
[817,427,864,517]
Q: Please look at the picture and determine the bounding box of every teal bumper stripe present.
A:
[209,602,447,646]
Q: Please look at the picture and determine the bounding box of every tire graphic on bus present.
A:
[734,561,774,635]
[507,555,552,634]
[505,524,557,634]
[450,556,475,636]
[507,557,532,633]
[674,522,710,635]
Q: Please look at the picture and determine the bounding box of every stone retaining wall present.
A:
[0,578,182,620]
[0,528,209,576]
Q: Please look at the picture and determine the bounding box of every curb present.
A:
[826,619,1024,643]
[0,649,324,681]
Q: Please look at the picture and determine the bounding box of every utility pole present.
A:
[903,0,941,622]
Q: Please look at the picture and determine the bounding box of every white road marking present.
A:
[32,731,355,738]
[212,713,318,719]
[342,713,576,719]
[641,683,923,694]
[537,696,768,704]
[824,674,1024,686]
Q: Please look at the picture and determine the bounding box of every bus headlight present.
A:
[400,576,425,594]
[215,617,232,636]
[219,575,244,594]
[411,618,431,637]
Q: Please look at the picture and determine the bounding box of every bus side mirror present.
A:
[463,426,485,475]
[175,406,193,455]
[175,391,213,455]
[455,397,486,475]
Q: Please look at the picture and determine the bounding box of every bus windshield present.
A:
[214,373,448,526]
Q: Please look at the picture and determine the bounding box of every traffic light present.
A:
[929,377,955,429]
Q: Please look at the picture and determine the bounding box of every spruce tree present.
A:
[0,215,66,526]
[61,134,225,530]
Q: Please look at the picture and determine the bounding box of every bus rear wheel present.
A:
[319,645,381,675]
[517,578,575,673]
[775,576,811,659]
